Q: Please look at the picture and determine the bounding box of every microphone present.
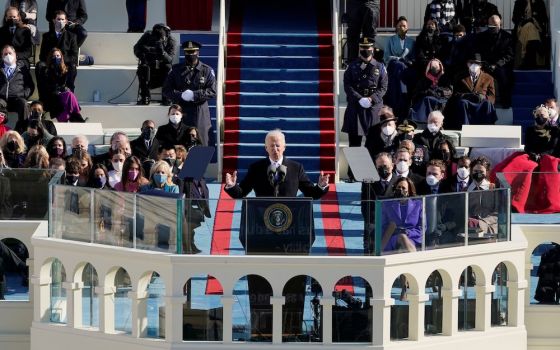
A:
[267,164,276,187]
[276,164,287,183]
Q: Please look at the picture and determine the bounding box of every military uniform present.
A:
[162,41,216,146]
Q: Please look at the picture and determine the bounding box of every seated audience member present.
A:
[0,106,9,138]
[364,106,399,160]
[140,160,179,193]
[6,0,38,42]
[64,158,80,186]
[397,120,430,175]
[381,176,422,253]
[0,130,24,167]
[417,159,450,195]
[19,100,57,136]
[524,105,558,158]
[92,131,129,168]
[175,145,187,170]
[134,23,176,105]
[46,135,66,160]
[0,7,32,64]
[49,156,65,171]
[185,126,202,151]
[512,0,549,69]
[383,16,416,119]
[0,45,33,133]
[87,163,110,190]
[113,156,149,193]
[361,152,397,253]
[69,134,88,156]
[23,143,48,168]
[467,156,498,234]
[460,0,500,34]
[424,0,457,34]
[394,147,424,186]
[158,143,180,178]
[442,24,472,77]
[155,104,192,148]
[45,0,87,47]
[36,48,84,122]
[475,15,514,108]
[443,155,472,192]
[409,58,452,123]
[432,138,457,177]
[21,119,52,148]
[38,10,78,91]
[545,98,559,127]
[0,145,6,168]
[67,150,91,186]
[450,54,497,127]
[415,19,444,74]
[131,119,159,162]
[413,111,449,158]
[108,148,126,189]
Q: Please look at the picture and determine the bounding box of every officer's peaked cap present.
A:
[182,40,202,52]
[359,37,375,47]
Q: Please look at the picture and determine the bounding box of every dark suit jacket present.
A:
[364,125,399,160]
[0,25,32,61]
[183,177,211,220]
[225,158,328,199]
[395,170,425,188]
[39,29,78,65]
[131,137,160,161]
[442,175,472,193]
[413,129,450,157]
[46,0,87,24]
[0,176,12,219]
[154,122,191,148]
[476,29,514,68]
[360,176,397,223]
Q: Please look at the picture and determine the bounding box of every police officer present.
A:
[346,0,380,63]
[342,36,388,153]
[133,23,176,105]
[163,40,216,147]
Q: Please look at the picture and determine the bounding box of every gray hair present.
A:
[71,134,89,149]
[428,110,445,121]
[265,129,285,145]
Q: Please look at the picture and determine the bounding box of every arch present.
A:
[49,258,67,324]
[282,275,323,343]
[0,238,29,301]
[530,242,559,305]
[424,270,444,335]
[114,267,132,334]
[232,274,273,343]
[332,275,372,343]
[388,272,419,296]
[81,263,99,328]
[491,263,508,327]
[183,274,223,341]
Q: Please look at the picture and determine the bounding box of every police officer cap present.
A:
[359,37,375,48]
[397,119,417,133]
[182,40,202,52]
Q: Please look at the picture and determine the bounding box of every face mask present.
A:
[488,25,499,34]
[377,166,391,180]
[397,29,407,37]
[112,161,123,172]
[127,169,139,181]
[426,174,439,186]
[66,174,79,185]
[454,36,464,42]
[6,140,16,151]
[153,173,167,185]
[427,27,435,34]
[400,133,413,141]
[55,20,66,32]
[535,116,547,126]
[169,114,182,125]
[429,67,440,76]
[72,147,84,158]
[396,160,409,173]
[94,176,106,189]
[440,151,451,162]
[394,188,408,198]
[360,49,372,59]
[185,53,198,66]
[472,171,485,182]
[30,110,42,120]
[53,57,62,65]
[53,147,64,157]
[6,19,16,27]
[141,128,155,140]
[549,109,558,120]
[164,158,176,167]
[382,125,395,136]
[469,63,480,75]
[3,54,14,65]
[457,167,470,179]
[153,28,166,39]
[427,123,440,134]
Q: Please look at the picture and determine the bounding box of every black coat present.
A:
[225,158,328,199]
[163,61,216,146]
[414,30,444,70]
[46,0,87,24]
[183,178,211,229]
[416,179,453,195]
[524,126,558,155]
[413,129,450,158]
[0,176,12,219]
[460,1,499,34]
[0,61,34,100]
[133,30,176,65]
[441,175,472,193]
[476,29,514,68]
[39,29,78,65]
[131,136,160,161]
[154,122,192,149]
[360,175,397,222]
[364,125,399,160]
[0,25,32,61]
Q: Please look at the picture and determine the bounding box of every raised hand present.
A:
[318,171,330,188]
[225,171,237,187]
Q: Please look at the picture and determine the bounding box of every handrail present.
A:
[333,0,341,182]
[216,0,227,182]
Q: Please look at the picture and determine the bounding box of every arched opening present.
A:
[531,242,560,304]
[0,238,29,301]
[143,272,165,338]
[425,270,443,335]
[458,266,477,331]
[282,275,322,342]
[50,259,66,323]
[114,267,132,334]
[182,274,222,341]
[332,276,372,343]
[82,263,99,328]
[491,263,508,326]
[390,274,410,340]
[232,274,272,343]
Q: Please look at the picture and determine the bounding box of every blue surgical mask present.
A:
[54,57,62,65]
[153,173,167,185]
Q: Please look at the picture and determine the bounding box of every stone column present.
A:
[441,288,461,336]
[31,275,52,323]
[270,296,285,344]
[507,280,527,327]
[96,285,116,333]
[475,285,495,331]
[130,290,148,338]
[164,296,185,343]
[221,295,234,344]
[408,293,429,341]
[63,281,83,328]
[320,297,335,344]
[371,297,393,346]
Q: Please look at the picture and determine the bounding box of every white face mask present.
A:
[382,125,395,136]
[548,108,558,120]
[396,160,409,173]
[426,174,439,186]
[457,167,470,179]
[169,114,182,125]
[469,63,480,75]
[427,123,439,134]
[3,53,14,65]
[55,20,66,32]
[112,161,123,172]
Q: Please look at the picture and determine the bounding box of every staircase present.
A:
[512,70,555,134]
[222,0,336,181]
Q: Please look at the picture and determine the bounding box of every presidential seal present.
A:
[264,203,293,233]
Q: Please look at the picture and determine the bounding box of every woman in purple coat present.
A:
[381,177,423,253]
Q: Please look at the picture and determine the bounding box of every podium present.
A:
[242,197,314,255]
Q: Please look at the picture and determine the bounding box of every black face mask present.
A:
[535,116,547,126]
[153,28,166,39]
[394,188,408,198]
[164,158,176,168]
[472,171,485,182]
[5,19,17,27]
[377,166,391,180]
[141,128,155,140]
[439,151,451,162]
[66,174,79,185]
[72,147,84,158]
[400,133,413,141]
[185,53,198,66]
[427,27,435,34]
[6,140,16,152]
[360,49,372,59]
[30,110,42,120]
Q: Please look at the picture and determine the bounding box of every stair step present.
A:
[513,70,552,84]
[225,92,334,106]
[512,82,554,96]
[228,32,332,45]
[224,105,334,118]
[511,94,550,108]
[225,129,335,143]
[227,43,333,56]
[224,116,334,130]
[224,143,335,156]
[512,107,533,123]
[234,68,333,80]
[227,56,331,69]
[225,80,332,93]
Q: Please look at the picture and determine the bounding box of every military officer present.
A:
[162,40,216,146]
